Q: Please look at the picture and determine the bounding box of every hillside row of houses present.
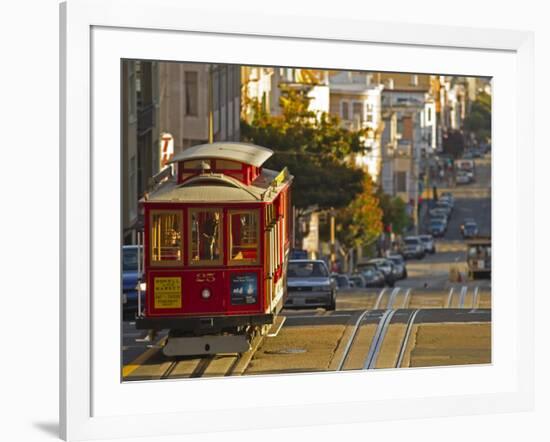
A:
[122,61,489,244]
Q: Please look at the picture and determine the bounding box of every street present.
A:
[122,155,492,381]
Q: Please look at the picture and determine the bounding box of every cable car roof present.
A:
[169,142,273,168]
[145,167,292,203]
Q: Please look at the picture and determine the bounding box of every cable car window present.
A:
[189,209,223,265]
[150,211,183,265]
[184,159,211,170]
[229,210,259,265]
[216,159,242,170]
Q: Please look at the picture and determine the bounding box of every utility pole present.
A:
[330,209,336,271]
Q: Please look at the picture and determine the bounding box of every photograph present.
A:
[121,61,492,381]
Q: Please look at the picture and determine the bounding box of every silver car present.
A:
[285,260,336,310]
[418,234,436,254]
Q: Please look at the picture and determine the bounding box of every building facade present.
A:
[329,71,384,182]
[122,62,241,244]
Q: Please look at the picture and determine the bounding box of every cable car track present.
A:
[124,287,492,379]
[395,309,421,368]
[363,309,398,369]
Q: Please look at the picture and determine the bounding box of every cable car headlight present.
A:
[201,288,211,299]
[138,282,147,292]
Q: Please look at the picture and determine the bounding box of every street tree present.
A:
[377,191,411,235]
[464,91,492,143]
[241,87,367,210]
[335,174,384,258]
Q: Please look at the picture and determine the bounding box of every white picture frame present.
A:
[60,0,534,440]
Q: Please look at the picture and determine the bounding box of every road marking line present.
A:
[122,336,167,378]
[401,289,412,308]
[472,286,480,308]
[386,287,400,309]
[374,288,387,309]
[446,287,454,308]
[459,285,468,308]
[267,316,286,337]
[285,313,352,319]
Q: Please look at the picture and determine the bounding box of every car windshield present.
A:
[419,236,432,241]
[388,256,403,264]
[357,263,377,272]
[404,238,419,245]
[123,248,139,272]
[465,223,477,228]
[288,262,328,278]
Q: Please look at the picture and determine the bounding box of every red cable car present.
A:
[135,142,293,356]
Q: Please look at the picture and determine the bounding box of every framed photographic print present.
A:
[60,0,534,440]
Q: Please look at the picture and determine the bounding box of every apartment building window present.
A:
[427,107,432,123]
[341,101,349,120]
[184,71,198,116]
[366,103,374,123]
[397,119,404,136]
[395,171,407,193]
[128,62,137,120]
[352,101,364,122]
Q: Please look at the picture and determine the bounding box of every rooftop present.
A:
[169,142,274,168]
[146,167,292,203]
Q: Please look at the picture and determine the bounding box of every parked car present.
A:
[435,200,453,216]
[349,273,367,289]
[285,260,336,310]
[354,266,385,288]
[418,234,436,254]
[122,245,145,321]
[356,262,389,287]
[440,192,454,207]
[402,236,425,260]
[463,221,479,239]
[331,273,351,290]
[429,219,446,237]
[429,207,450,221]
[366,258,397,286]
[365,268,386,287]
[439,196,454,210]
[387,254,407,279]
[431,214,448,227]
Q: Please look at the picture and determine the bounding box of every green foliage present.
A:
[335,175,384,251]
[377,191,411,234]
[241,87,367,209]
[464,91,492,143]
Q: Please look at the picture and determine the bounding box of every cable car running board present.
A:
[163,334,251,357]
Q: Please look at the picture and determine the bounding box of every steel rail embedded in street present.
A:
[363,309,398,369]
[395,309,422,368]
[336,308,374,371]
